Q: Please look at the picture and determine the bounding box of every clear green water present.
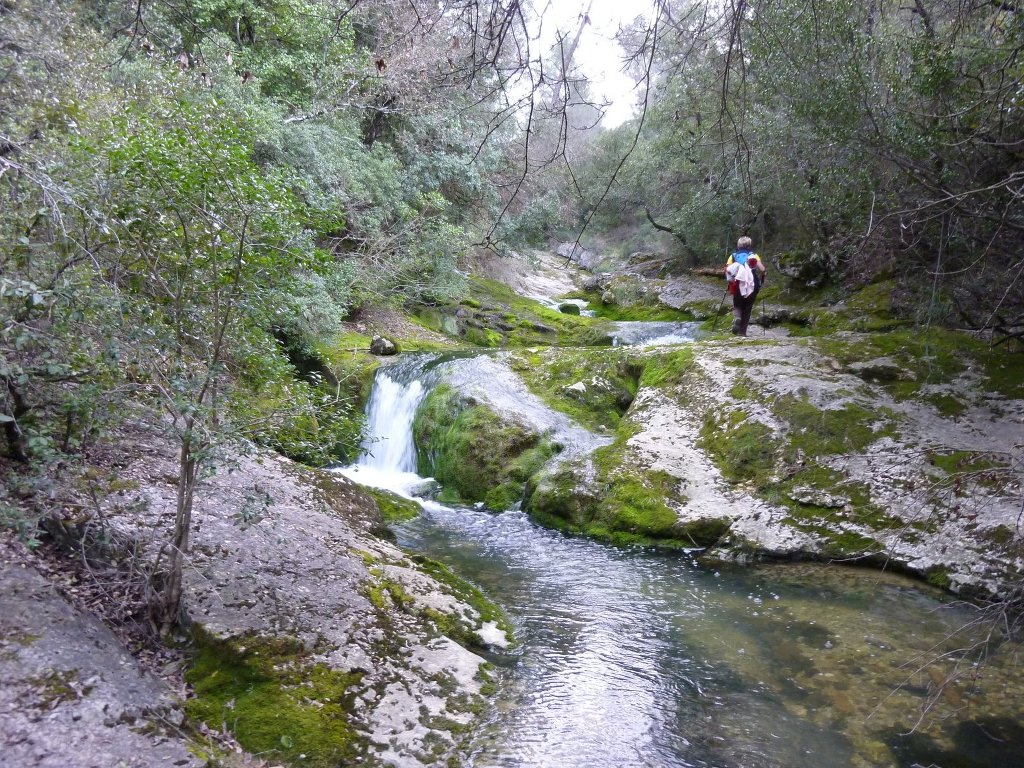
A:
[397,503,1024,768]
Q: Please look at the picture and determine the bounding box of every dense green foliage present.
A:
[0,0,536,634]
[0,0,526,541]
[560,1,1023,334]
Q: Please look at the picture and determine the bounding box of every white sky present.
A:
[535,0,652,127]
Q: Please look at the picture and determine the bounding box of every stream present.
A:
[338,328,1024,768]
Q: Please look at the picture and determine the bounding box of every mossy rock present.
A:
[525,434,711,549]
[185,629,363,767]
[407,554,513,649]
[508,347,641,432]
[596,470,684,541]
[523,461,602,531]
[774,394,898,457]
[413,384,558,510]
[364,486,421,523]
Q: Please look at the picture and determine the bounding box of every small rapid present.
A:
[337,348,1024,768]
[609,320,700,347]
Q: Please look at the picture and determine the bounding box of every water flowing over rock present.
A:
[439,354,612,461]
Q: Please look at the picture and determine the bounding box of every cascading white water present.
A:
[359,373,424,473]
[337,363,433,496]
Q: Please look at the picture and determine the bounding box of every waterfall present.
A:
[358,373,425,473]
[337,356,436,496]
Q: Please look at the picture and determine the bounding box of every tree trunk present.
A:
[2,378,29,462]
[160,417,199,635]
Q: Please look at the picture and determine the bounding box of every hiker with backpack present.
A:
[724,236,767,336]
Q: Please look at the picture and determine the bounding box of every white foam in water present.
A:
[335,369,436,497]
[532,296,595,317]
[609,321,700,347]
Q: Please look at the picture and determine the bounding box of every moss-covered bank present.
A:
[517,346,731,548]
[185,630,364,767]
[413,276,616,348]
[413,383,559,510]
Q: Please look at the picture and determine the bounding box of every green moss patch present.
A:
[315,332,381,405]
[925,566,952,590]
[364,486,422,523]
[927,449,1009,476]
[698,412,778,486]
[639,348,695,389]
[775,395,897,456]
[413,384,558,510]
[508,348,641,432]
[23,670,87,709]
[408,554,513,650]
[811,327,1024,405]
[366,573,415,613]
[413,276,616,349]
[596,469,685,541]
[986,524,1016,547]
[185,631,363,767]
[566,290,697,322]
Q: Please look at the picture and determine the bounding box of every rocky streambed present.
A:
[3,251,1023,768]
[420,331,1023,599]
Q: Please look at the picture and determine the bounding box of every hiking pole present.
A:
[711,286,729,331]
[712,243,731,331]
[761,293,766,335]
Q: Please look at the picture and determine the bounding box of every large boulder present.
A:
[413,384,558,511]
[774,248,836,287]
[370,335,398,356]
